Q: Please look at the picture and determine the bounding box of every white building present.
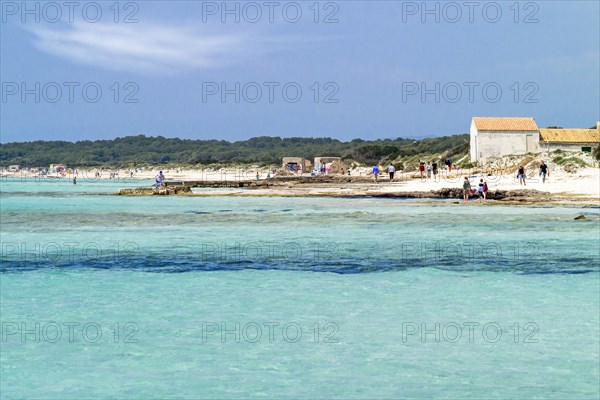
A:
[470,117,540,163]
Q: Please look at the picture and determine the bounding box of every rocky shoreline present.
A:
[116,180,598,206]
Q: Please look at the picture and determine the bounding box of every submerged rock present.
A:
[574,214,586,220]
[117,187,154,195]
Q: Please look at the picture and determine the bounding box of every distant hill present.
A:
[0,134,470,168]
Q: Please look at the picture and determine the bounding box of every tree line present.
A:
[0,134,470,167]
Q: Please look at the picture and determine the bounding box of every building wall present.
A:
[314,157,341,165]
[474,130,540,163]
[541,143,598,153]
[469,120,478,162]
[282,157,308,170]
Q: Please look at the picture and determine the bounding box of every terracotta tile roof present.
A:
[473,117,538,131]
[538,128,600,143]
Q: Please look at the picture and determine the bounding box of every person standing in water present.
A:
[73,176,77,184]
[517,165,526,186]
[372,164,380,182]
[462,177,471,203]
[539,161,550,183]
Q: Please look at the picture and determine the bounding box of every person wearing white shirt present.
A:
[388,165,395,181]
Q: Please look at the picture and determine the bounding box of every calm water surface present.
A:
[1,178,599,398]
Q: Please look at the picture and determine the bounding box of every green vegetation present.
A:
[0,134,469,168]
[552,155,589,168]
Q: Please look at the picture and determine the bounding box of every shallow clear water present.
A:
[1,178,599,398]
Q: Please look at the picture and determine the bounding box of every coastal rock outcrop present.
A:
[117,186,192,195]
[430,188,555,201]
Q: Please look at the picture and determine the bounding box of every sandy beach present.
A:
[99,166,599,206]
[4,165,600,204]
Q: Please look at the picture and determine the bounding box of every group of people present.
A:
[461,160,551,203]
[371,158,456,183]
[371,164,394,182]
[312,164,329,176]
[94,171,122,179]
[419,161,440,180]
[149,159,552,190]
[517,161,550,186]
[462,177,489,203]
[94,169,140,179]
[419,159,461,179]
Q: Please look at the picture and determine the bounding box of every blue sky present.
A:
[1,0,598,142]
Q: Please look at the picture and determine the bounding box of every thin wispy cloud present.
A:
[512,51,600,73]
[26,22,274,74]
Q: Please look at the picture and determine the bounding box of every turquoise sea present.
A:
[1,178,599,399]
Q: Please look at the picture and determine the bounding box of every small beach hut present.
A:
[282,157,310,173]
[314,157,347,174]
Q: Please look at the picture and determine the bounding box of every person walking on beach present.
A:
[539,161,550,183]
[372,164,380,182]
[426,162,432,179]
[517,165,526,186]
[462,177,471,203]
[388,164,395,181]
[155,171,165,187]
[432,161,438,182]
[419,161,425,179]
